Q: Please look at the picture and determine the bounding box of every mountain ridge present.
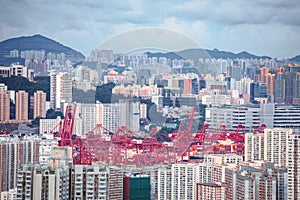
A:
[0,34,85,65]
[1,34,299,65]
[147,48,272,61]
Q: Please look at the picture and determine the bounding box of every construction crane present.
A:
[51,103,251,166]
[193,123,209,145]
[254,124,266,134]
[52,104,92,165]
[57,105,76,147]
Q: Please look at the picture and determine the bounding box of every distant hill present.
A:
[146,48,272,61]
[0,34,85,65]
[178,48,272,60]
[145,52,183,60]
[290,55,300,63]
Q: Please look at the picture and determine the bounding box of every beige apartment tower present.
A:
[0,91,10,122]
[34,90,46,119]
[15,90,28,121]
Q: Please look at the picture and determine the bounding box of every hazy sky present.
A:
[1,0,300,58]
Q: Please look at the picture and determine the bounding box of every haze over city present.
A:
[2,1,300,200]
[1,0,300,58]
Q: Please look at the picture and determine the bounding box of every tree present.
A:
[72,88,95,103]
[32,117,42,126]
[46,109,64,119]
[95,82,116,103]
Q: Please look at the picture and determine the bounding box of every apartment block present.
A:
[264,128,292,167]
[0,137,39,193]
[0,91,10,122]
[197,163,226,184]
[38,136,58,165]
[16,164,70,200]
[96,103,120,133]
[158,167,172,200]
[50,72,72,110]
[245,132,264,161]
[196,183,222,200]
[39,117,61,135]
[225,161,287,200]
[108,166,123,200]
[287,134,300,200]
[171,163,197,200]
[119,100,140,132]
[79,103,97,134]
[71,165,108,200]
[15,90,28,121]
[203,154,243,165]
[34,90,46,119]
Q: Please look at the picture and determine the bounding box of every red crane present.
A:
[51,103,253,166]
[57,105,76,147]
[52,105,91,165]
[254,124,266,134]
[193,124,209,145]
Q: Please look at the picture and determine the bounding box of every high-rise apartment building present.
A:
[225,161,287,200]
[79,103,97,134]
[274,67,286,103]
[203,154,243,165]
[245,132,264,162]
[273,64,300,105]
[158,167,172,200]
[96,103,120,132]
[245,128,292,167]
[0,91,10,122]
[198,163,226,184]
[17,147,71,200]
[119,100,140,132]
[171,163,197,200]
[294,72,300,104]
[34,90,46,119]
[259,66,269,83]
[39,136,58,165]
[287,134,300,200]
[15,90,28,121]
[265,73,275,96]
[235,77,252,95]
[264,128,292,167]
[71,165,108,200]
[196,183,222,200]
[0,137,39,193]
[16,164,70,200]
[285,64,300,104]
[50,72,72,110]
[108,166,123,200]
[229,65,242,81]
